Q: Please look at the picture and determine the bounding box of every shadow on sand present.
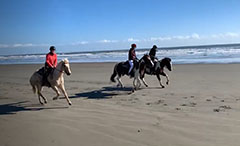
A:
[0,101,68,115]
[70,86,134,99]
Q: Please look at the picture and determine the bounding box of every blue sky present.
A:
[1,0,240,55]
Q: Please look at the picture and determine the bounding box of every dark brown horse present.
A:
[140,57,172,88]
[110,54,154,90]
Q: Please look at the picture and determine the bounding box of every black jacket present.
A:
[149,48,156,58]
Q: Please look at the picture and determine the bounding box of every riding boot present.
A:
[42,68,51,87]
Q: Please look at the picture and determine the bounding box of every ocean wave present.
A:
[1,45,240,64]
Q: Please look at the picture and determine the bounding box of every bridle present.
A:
[54,62,68,73]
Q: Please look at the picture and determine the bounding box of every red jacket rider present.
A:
[46,46,57,68]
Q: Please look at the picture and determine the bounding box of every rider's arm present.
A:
[53,54,57,68]
[46,54,54,68]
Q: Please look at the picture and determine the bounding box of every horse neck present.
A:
[159,60,165,69]
[54,62,64,77]
[139,56,146,63]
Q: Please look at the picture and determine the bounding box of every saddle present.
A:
[36,67,45,76]
[122,61,130,69]
[146,61,157,75]
[37,67,53,87]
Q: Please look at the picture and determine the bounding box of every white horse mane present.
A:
[60,58,69,64]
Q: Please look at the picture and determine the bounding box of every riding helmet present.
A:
[49,46,56,51]
[153,45,157,49]
[131,44,137,48]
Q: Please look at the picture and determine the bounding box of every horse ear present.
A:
[63,58,69,64]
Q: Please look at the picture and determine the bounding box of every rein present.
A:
[54,62,65,73]
[54,68,64,73]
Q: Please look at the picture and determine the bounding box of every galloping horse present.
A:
[140,57,172,88]
[110,54,154,90]
[30,58,72,105]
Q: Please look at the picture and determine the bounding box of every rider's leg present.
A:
[42,67,51,87]
[128,60,134,74]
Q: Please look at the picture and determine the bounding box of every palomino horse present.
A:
[30,58,72,105]
[110,54,154,90]
[140,57,172,88]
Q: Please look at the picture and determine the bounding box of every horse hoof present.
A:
[68,102,72,106]
[166,82,169,85]
[145,84,148,87]
[44,101,47,104]
[161,86,165,88]
[40,102,44,105]
[53,97,58,100]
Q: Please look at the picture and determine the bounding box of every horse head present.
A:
[141,54,154,68]
[160,57,172,71]
[62,58,72,76]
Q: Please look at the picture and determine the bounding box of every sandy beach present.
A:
[1,63,240,146]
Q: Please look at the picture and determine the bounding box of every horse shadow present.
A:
[70,86,134,99]
[0,101,68,115]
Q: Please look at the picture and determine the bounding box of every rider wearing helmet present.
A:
[128,44,137,76]
[42,46,57,86]
[149,45,158,74]
[149,45,158,62]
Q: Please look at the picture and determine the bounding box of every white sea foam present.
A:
[1,45,240,64]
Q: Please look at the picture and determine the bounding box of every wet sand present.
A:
[1,63,240,146]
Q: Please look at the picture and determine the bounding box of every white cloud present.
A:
[127,38,140,42]
[71,41,88,45]
[0,43,50,48]
[191,33,200,39]
[13,43,33,47]
[150,37,172,41]
[225,32,239,38]
[1,32,239,49]
[98,39,118,43]
[211,32,240,39]
[149,33,200,42]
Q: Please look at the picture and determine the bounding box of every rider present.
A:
[42,46,58,86]
[128,44,137,77]
[149,45,158,62]
[149,45,158,73]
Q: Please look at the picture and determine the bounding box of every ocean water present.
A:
[1,44,240,64]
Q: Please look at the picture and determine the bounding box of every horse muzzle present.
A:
[66,72,71,76]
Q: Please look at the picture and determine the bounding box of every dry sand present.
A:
[1,63,240,146]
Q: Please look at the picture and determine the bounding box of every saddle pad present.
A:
[36,67,45,76]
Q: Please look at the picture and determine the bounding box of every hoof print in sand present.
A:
[213,105,232,112]
[180,102,197,107]
[175,107,181,110]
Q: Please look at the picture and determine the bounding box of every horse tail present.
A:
[110,64,118,82]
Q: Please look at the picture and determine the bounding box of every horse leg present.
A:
[51,86,60,100]
[59,84,72,105]
[116,76,124,88]
[141,77,148,87]
[156,74,165,88]
[37,85,46,104]
[139,69,148,87]
[166,74,169,85]
[133,77,136,89]
[161,72,170,85]
[133,77,141,90]
[137,77,141,89]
